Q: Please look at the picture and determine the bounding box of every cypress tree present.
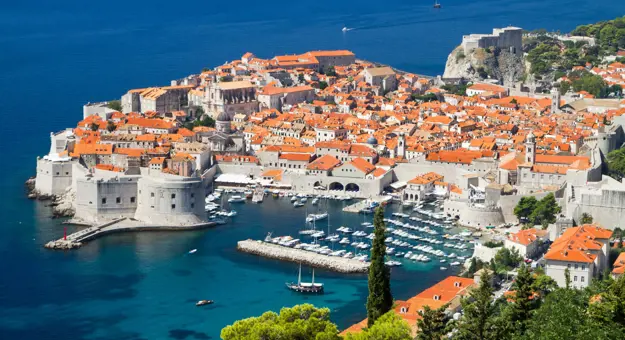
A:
[366,206,393,327]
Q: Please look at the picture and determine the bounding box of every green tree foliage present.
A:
[571,16,625,54]
[483,240,503,248]
[220,304,340,340]
[106,120,116,132]
[416,304,449,340]
[529,193,561,227]
[463,257,485,278]
[107,100,122,112]
[607,147,625,181]
[90,122,99,131]
[298,73,306,83]
[506,265,538,336]
[366,206,393,327]
[531,271,558,295]
[324,66,337,77]
[580,212,593,224]
[567,70,610,98]
[526,42,561,75]
[441,83,469,96]
[411,93,438,102]
[525,287,624,339]
[319,81,329,90]
[514,196,537,222]
[345,311,412,340]
[494,247,523,271]
[455,270,499,340]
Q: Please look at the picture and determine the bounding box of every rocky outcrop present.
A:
[52,188,75,218]
[443,46,525,86]
[44,240,82,250]
[237,240,369,273]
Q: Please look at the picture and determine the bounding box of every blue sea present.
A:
[1,1,624,339]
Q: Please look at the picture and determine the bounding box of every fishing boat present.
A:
[286,264,324,293]
[188,249,197,254]
[433,0,441,8]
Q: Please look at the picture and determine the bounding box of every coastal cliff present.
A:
[443,46,525,86]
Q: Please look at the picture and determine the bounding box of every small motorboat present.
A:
[196,300,213,306]
[188,249,197,254]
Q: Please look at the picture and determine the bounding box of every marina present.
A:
[226,191,476,275]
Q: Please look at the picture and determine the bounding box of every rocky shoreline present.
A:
[237,240,370,274]
[24,177,75,218]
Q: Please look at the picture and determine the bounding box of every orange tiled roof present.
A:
[307,155,341,171]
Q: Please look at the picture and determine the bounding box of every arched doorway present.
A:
[329,182,344,191]
[345,183,360,192]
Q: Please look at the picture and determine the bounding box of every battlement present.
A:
[461,26,523,56]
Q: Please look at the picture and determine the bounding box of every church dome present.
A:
[366,136,378,145]
[216,111,231,122]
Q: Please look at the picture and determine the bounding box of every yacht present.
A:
[306,212,328,223]
[228,195,245,203]
[339,237,350,245]
[293,201,305,208]
[286,264,324,294]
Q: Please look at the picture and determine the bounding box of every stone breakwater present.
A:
[237,240,370,273]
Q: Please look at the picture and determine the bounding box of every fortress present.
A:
[461,26,523,55]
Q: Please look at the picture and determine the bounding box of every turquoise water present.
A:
[2,0,625,338]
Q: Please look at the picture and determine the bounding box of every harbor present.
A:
[223,190,477,275]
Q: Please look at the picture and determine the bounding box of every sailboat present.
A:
[433,0,441,8]
[286,264,324,293]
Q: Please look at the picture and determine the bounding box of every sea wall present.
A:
[237,240,369,273]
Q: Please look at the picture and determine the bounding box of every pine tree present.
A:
[508,264,537,335]
[456,270,497,340]
[366,206,393,327]
[416,304,449,340]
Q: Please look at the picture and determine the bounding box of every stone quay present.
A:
[237,239,370,273]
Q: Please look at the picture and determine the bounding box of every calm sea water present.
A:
[1,1,624,339]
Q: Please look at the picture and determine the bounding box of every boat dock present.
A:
[237,240,370,273]
[44,218,221,250]
[342,196,392,213]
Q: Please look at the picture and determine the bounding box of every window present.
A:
[574,276,577,282]
[151,192,155,197]
[116,197,121,204]
[582,265,585,270]
[581,276,585,282]
[56,172,59,175]
[171,193,176,199]
[102,198,107,204]
[65,172,69,175]
[567,264,571,269]
[171,204,176,209]
[574,264,578,270]
[191,193,194,198]
[191,203,194,208]
[130,197,136,203]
